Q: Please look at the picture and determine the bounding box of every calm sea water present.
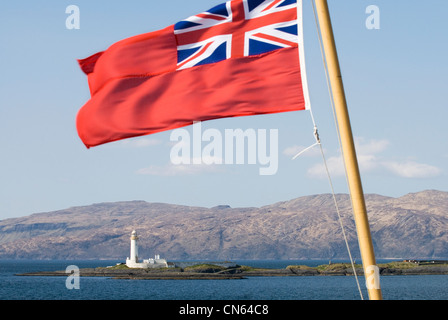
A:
[0,259,447,300]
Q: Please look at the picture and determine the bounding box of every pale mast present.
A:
[313,0,383,300]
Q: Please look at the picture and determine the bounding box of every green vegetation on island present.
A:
[17,260,448,279]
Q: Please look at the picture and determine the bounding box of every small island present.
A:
[16,231,448,279]
[18,260,448,280]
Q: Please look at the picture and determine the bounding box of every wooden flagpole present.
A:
[313,0,383,300]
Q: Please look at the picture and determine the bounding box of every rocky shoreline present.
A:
[17,261,448,280]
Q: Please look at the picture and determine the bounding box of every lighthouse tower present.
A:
[129,230,139,263]
[125,229,169,268]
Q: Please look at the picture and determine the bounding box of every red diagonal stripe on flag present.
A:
[177,41,213,69]
[196,13,227,21]
[262,0,285,12]
[252,32,297,48]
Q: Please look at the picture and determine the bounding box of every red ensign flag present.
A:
[76,0,310,148]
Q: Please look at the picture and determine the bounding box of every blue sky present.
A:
[1,0,447,219]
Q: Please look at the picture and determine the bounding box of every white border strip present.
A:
[297,0,311,110]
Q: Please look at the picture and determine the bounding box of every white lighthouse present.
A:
[125,230,169,268]
[129,230,139,263]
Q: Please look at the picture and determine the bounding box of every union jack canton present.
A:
[174,0,299,70]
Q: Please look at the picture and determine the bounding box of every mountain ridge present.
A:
[0,190,447,260]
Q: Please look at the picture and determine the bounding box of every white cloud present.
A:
[306,137,442,179]
[355,137,389,155]
[136,158,224,176]
[306,155,344,179]
[116,137,162,148]
[306,138,388,178]
[381,161,442,178]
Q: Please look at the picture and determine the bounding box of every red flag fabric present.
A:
[76,0,309,148]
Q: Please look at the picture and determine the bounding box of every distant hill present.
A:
[0,190,447,260]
